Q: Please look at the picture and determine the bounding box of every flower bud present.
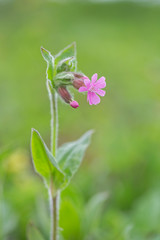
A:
[70,101,79,108]
[58,86,79,109]
[58,86,72,104]
[72,73,85,90]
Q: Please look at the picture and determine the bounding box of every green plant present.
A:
[30,43,100,240]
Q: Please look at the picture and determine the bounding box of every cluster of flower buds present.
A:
[56,72,86,109]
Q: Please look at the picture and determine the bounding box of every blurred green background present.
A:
[0,0,160,239]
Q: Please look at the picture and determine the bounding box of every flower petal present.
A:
[79,87,87,92]
[95,77,106,89]
[89,92,100,105]
[84,78,91,88]
[82,76,89,80]
[91,73,98,83]
[95,89,106,96]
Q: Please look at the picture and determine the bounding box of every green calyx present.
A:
[54,72,74,88]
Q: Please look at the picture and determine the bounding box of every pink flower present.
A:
[79,73,106,105]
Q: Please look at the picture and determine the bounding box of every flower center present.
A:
[89,86,96,92]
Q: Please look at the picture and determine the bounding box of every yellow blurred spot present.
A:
[4,149,29,173]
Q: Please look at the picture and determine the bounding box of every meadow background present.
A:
[0,0,160,239]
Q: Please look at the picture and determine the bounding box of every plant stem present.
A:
[49,87,59,240]
[51,91,58,157]
[53,192,59,240]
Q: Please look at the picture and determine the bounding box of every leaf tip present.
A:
[31,128,36,133]
[40,46,45,53]
[72,41,76,47]
[40,47,50,59]
[87,129,95,137]
[31,128,39,139]
[41,47,46,55]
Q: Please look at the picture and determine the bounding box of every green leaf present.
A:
[83,192,108,232]
[57,130,93,187]
[41,47,55,84]
[55,42,77,71]
[27,223,45,240]
[31,129,65,188]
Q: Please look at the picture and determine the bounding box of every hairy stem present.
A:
[48,85,59,240]
[51,91,58,157]
[53,192,60,240]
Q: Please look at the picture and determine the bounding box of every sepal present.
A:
[54,72,74,87]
